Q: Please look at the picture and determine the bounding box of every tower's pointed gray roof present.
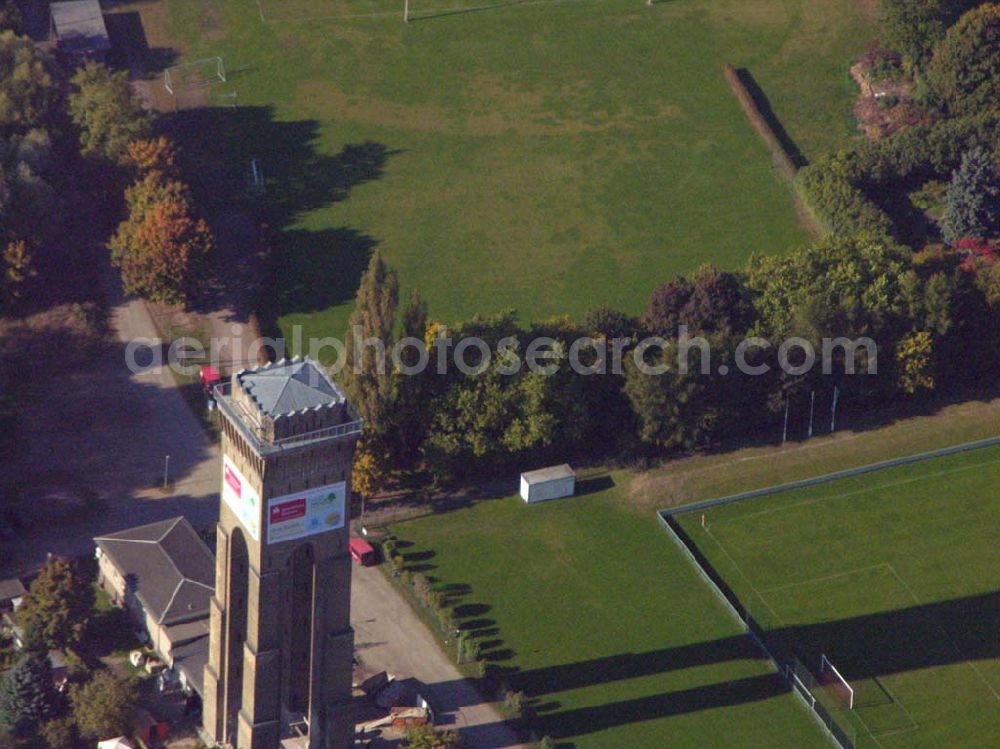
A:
[236,358,344,417]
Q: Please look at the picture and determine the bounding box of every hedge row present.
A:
[724,64,799,182]
[794,163,895,240]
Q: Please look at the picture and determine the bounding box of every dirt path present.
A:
[351,564,526,749]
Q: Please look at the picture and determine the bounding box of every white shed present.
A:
[520,464,576,504]
[97,738,134,749]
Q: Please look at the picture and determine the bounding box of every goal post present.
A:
[164,57,227,94]
[819,654,854,709]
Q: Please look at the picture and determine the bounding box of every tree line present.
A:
[0,28,214,318]
[342,229,1000,493]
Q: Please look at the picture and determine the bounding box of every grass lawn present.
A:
[673,444,1000,749]
[391,477,829,748]
[124,0,873,345]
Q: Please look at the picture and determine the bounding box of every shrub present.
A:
[463,638,481,662]
[402,725,460,748]
[412,574,431,603]
[435,607,454,633]
[502,689,526,715]
[794,164,895,240]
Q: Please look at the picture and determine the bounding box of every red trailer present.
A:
[349,537,377,566]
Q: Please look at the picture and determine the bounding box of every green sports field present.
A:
[138,0,874,340]
[391,478,830,748]
[674,444,1000,749]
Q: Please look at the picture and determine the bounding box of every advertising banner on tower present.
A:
[267,481,346,545]
[221,456,261,541]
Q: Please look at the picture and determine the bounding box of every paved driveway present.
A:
[352,564,526,749]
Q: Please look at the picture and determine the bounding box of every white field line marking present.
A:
[758,563,893,595]
[849,707,886,748]
[703,524,784,627]
[866,723,922,740]
[709,456,1000,528]
[886,563,1000,704]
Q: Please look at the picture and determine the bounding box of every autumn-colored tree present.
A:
[122,136,178,175]
[70,672,135,740]
[0,32,62,135]
[897,331,936,394]
[68,61,151,163]
[109,172,213,305]
[0,239,34,312]
[18,557,94,650]
[645,265,753,337]
[351,432,390,499]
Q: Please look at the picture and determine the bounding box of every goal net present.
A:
[819,654,855,710]
[164,57,227,94]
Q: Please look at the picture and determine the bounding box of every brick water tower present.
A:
[203,357,363,749]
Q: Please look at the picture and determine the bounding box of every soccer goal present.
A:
[819,654,855,709]
[164,57,227,94]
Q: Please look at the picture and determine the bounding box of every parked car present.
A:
[349,537,378,566]
[200,366,221,409]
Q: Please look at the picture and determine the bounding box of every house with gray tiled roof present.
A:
[94,517,213,694]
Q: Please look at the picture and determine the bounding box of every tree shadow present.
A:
[453,588,1000,744]
[2,326,218,578]
[574,474,614,497]
[732,68,808,169]
[104,10,178,73]
[402,549,436,563]
[157,106,398,328]
[454,602,491,618]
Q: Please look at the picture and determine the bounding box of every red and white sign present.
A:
[224,464,242,496]
[269,498,306,524]
[267,481,346,545]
